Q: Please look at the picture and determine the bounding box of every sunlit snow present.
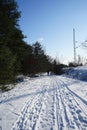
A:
[0,66,87,130]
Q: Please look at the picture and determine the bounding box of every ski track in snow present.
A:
[0,76,87,130]
[54,77,87,130]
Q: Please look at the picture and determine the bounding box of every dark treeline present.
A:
[0,0,67,88]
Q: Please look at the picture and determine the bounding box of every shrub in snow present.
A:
[16,75,24,83]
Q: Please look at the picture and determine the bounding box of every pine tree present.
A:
[0,0,20,45]
[0,0,22,88]
[32,42,50,73]
[0,47,17,86]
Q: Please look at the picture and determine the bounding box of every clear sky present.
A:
[16,0,87,64]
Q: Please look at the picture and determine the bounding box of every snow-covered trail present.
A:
[0,76,87,130]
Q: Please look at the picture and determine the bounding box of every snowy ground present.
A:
[0,75,87,130]
[64,66,87,81]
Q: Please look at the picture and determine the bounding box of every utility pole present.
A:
[73,28,76,64]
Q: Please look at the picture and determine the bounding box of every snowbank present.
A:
[64,66,87,81]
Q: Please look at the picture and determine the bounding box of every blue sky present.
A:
[17,0,87,64]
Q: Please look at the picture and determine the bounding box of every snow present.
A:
[64,66,87,81]
[0,67,87,130]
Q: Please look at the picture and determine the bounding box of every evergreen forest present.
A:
[0,0,67,89]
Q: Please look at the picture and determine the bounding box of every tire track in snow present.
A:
[28,77,60,130]
[59,78,87,116]
[52,79,68,130]
[12,88,46,130]
[66,87,87,116]
[34,79,57,130]
[11,76,87,130]
[54,76,87,130]
[41,76,70,130]
[52,77,70,130]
